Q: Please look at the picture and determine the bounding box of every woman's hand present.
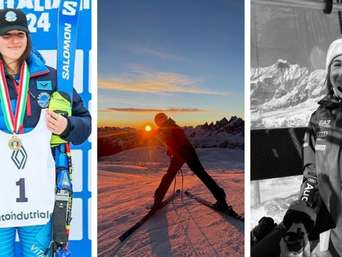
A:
[279,223,310,257]
[46,109,68,135]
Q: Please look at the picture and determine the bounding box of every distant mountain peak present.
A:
[185,117,244,149]
[251,59,327,129]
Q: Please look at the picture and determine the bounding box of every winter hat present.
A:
[154,113,168,126]
[0,9,28,36]
[326,38,342,70]
[326,38,342,98]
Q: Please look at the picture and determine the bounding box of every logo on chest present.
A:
[37,92,51,108]
[11,146,27,170]
[315,144,326,151]
[36,81,52,91]
[317,130,328,138]
[318,119,331,128]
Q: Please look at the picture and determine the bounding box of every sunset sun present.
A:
[144,125,152,132]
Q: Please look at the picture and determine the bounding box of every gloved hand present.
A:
[279,199,318,257]
[251,216,277,245]
[283,200,317,233]
[279,222,310,257]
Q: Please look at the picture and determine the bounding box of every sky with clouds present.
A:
[98,0,244,128]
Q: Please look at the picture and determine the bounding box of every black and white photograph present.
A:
[250,0,342,256]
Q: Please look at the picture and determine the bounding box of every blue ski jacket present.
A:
[0,50,91,145]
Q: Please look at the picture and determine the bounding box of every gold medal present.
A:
[8,135,22,151]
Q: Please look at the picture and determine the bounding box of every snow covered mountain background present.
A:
[184,116,243,148]
[251,59,327,129]
[98,117,244,157]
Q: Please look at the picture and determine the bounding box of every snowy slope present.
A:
[100,146,244,172]
[98,147,244,257]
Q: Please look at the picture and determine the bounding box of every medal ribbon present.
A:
[0,61,30,134]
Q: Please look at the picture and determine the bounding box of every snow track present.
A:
[98,149,244,257]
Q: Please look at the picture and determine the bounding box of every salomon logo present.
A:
[62,1,78,16]
[62,23,72,80]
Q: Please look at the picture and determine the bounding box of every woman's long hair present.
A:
[0,33,32,72]
[325,62,335,97]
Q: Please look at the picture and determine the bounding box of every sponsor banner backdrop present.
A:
[7,1,92,256]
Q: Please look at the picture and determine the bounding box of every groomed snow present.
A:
[98,146,244,257]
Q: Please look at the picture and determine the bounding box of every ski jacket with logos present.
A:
[301,95,342,256]
[0,49,91,145]
[157,118,197,162]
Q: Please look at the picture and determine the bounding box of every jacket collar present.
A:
[27,49,49,77]
[318,95,342,109]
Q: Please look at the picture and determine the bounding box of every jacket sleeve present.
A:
[301,112,317,181]
[299,112,321,222]
[60,89,91,145]
[282,112,320,232]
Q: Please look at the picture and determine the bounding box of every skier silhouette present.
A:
[152,113,230,211]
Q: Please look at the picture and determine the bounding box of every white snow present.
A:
[251,60,326,129]
[98,146,244,257]
[251,175,302,228]
[251,98,319,129]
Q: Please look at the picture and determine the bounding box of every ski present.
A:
[184,190,244,222]
[119,190,180,242]
[50,1,81,256]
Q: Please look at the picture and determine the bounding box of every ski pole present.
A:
[180,168,184,201]
[173,172,177,196]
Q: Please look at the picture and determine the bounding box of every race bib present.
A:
[0,109,55,227]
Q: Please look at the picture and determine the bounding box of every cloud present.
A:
[99,107,205,113]
[98,71,230,96]
[126,45,192,63]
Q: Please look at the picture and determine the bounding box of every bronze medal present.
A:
[8,135,22,151]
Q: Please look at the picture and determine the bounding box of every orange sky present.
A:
[98,109,243,128]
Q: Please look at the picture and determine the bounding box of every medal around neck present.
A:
[0,61,30,151]
[8,134,21,151]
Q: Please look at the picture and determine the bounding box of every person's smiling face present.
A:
[0,30,27,64]
[330,55,342,98]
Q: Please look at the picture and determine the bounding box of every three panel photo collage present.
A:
[0,0,341,256]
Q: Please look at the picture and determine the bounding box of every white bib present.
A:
[0,109,55,227]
